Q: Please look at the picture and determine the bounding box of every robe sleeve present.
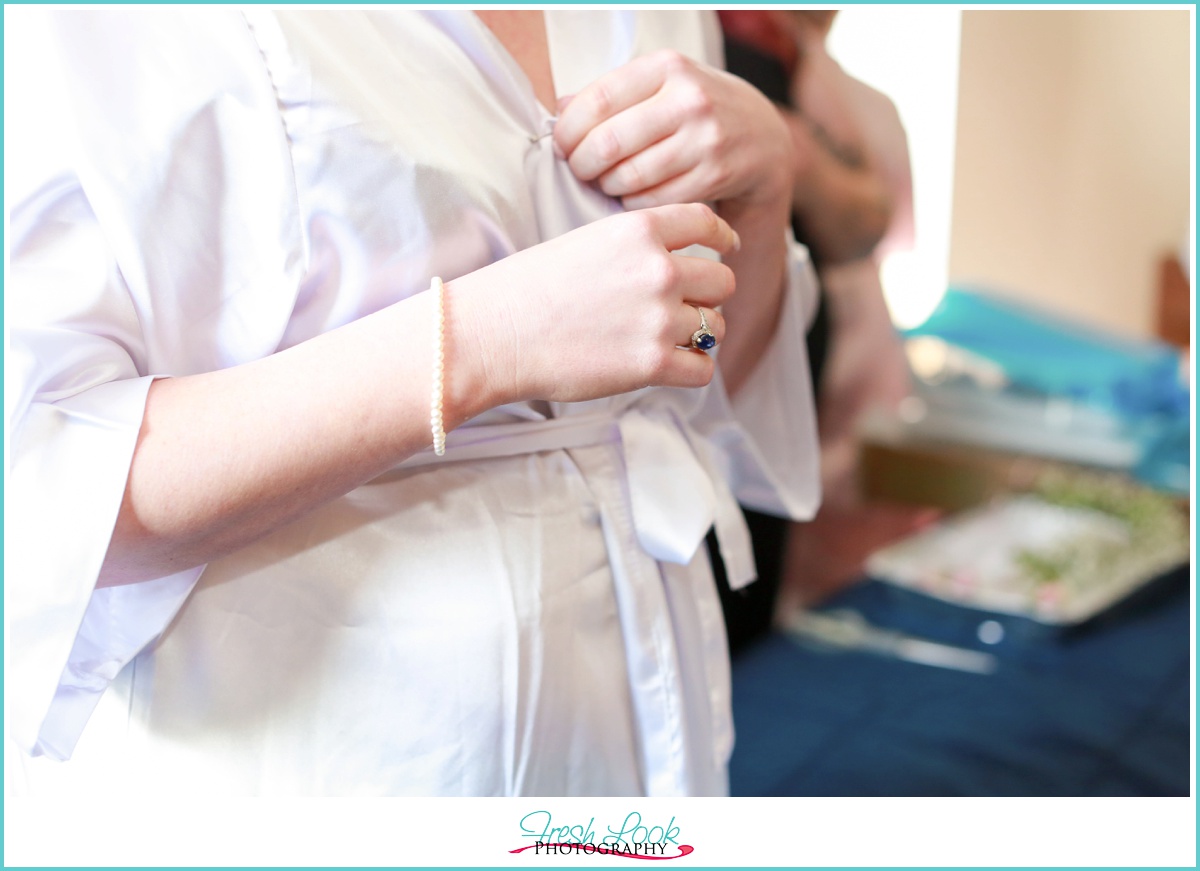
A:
[6,8,303,760]
[692,240,823,522]
[626,11,823,523]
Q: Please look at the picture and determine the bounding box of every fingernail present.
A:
[731,230,742,253]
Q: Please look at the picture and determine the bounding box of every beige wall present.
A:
[948,10,1191,339]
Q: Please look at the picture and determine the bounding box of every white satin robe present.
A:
[5,8,819,797]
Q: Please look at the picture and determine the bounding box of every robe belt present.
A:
[392,409,758,590]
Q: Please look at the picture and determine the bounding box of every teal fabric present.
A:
[905,287,1190,493]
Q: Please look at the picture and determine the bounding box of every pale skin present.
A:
[98,11,794,587]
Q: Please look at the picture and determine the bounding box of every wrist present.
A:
[717,187,791,240]
[439,270,526,420]
[736,111,795,212]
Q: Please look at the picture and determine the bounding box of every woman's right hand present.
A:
[447,202,739,407]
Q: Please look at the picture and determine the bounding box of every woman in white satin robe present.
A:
[6,9,819,796]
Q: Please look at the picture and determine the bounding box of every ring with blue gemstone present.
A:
[690,306,717,352]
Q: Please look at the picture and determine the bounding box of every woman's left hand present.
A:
[553,50,793,212]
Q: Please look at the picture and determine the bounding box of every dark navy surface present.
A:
[728,566,1192,796]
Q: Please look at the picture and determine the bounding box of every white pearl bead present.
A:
[429,276,449,456]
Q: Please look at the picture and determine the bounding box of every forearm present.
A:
[98,205,740,586]
[786,111,892,264]
[716,191,793,396]
[99,285,496,587]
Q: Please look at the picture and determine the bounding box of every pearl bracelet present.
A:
[430,276,446,456]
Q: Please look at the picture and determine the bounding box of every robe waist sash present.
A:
[388,409,757,590]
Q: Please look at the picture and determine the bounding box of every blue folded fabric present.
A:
[729,570,1190,796]
[906,287,1190,492]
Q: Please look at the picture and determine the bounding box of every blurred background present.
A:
[833,7,1190,335]
[722,7,1193,799]
[951,9,1190,340]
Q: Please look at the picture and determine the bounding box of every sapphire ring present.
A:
[690,306,717,352]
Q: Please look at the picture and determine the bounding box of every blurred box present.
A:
[860,437,1056,512]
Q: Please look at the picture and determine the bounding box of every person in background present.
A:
[717,9,934,648]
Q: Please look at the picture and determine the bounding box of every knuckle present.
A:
[596,126,622,163]
[648,253,681,290]
[624,209,659,244]
[706,163,733,194]
[691,202,718,234]
[618,158,645,193]
[679,82,713,117]
[589,81,614,118]
[645,345,675,381]
[567,151,593,181]
[656,49,690,74]
[700,121,724,153]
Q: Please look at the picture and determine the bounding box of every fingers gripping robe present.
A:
[452,204,737,404]
[553,50,685,156]
[552,49,794,397]
[553,50,792,211]
[555,51,709,192]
